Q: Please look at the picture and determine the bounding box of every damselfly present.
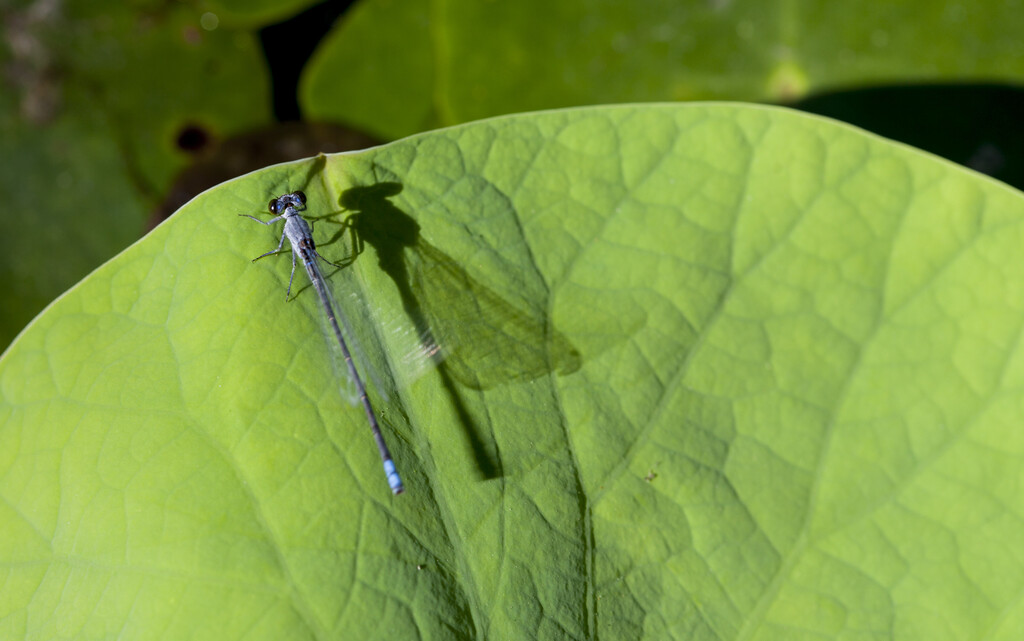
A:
[240,190,404,495]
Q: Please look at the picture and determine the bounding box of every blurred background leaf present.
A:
[300,0,1024,138]
[1,0,269,349]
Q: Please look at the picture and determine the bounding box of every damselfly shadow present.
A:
[334,182,581,390]
[329,182,582,479]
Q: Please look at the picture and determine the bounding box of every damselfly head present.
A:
[268,191,307,215]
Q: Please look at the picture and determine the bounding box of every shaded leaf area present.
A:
[301,0,1024,139]
[3,104,1024,640]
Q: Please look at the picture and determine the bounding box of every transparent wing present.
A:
[318,256,441,404]
[342,288,443,383]
[314,286,362,406]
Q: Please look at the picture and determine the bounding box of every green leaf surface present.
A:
[0,0,270,349]
[301,0,1024,139]
[4,103,1024,640]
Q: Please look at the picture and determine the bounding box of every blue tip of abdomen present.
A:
[384,459,404,495]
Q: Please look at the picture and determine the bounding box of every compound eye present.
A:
[268,198,280,214]
[293,190,307,204]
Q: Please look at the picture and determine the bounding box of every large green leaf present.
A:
[301,0,1024,139]
[3,103,1024,639]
